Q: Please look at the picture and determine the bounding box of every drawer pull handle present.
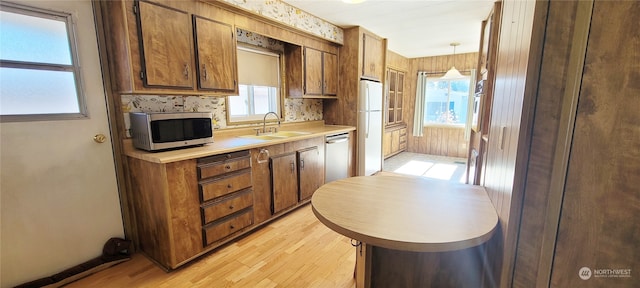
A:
[225,165,231,170]
[227,184,232,189]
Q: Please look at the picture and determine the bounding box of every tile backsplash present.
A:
[121,95,322,138]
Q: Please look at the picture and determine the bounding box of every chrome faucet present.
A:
[262,112,281,134]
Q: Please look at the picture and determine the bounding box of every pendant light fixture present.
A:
[441,42,465,80]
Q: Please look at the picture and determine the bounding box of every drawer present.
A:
[399,142,407,150]
[201,190,253,225]
[198,157,250,180]
[400,128,407,135]
[198,150,250,165]
[399,135,407,143]
[200,171,252,202]
[203,209,253,246]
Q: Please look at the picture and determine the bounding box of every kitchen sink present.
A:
[239,131,312,140]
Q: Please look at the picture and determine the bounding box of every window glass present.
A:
[0,3,85,121]
[227,46,281,123]
[424,78,470,126]
[0,68,79,115]
[0,10,72,64]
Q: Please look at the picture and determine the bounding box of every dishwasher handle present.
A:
[326,137,348,144]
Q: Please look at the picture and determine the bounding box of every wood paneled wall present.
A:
[514,1,640,287]
[479,0,540,287]
[404,52,477,158]
[414,126,467,158]
[511,1,579,286]
[386,50,409,70]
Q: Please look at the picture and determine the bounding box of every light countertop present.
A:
[311,174,498,252]
[125,121,355,163]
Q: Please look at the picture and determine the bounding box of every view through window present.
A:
[423,78,470,126]
[0,2,86,121]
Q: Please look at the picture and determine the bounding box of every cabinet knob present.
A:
[225,165,231,170]
[229,205,234,210]
[230,225,235,229]
[227,184,232,189]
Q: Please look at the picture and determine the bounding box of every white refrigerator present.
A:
[357,80,383,176]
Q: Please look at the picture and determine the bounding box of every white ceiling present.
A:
[281,0,495,58]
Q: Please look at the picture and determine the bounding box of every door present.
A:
[304,47,323,95]
[358,80,383,176]
[193,16,237,92]
[298,147,321,200]
[0,1,124,287]
[136,0,193,88]
[270,152,298,214]
[323,51,338,96]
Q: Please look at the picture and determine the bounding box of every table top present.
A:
[311,175,499,252]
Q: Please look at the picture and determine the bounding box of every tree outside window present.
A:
[423,78,470,126]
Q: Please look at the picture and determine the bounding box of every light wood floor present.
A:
[67,205,356,287]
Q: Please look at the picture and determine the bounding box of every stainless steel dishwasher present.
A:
[325,133,350,183]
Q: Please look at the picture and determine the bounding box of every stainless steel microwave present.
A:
[130,112,214,151]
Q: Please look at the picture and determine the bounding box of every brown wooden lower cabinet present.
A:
[383,124,407,159]
[270,152,299,214]
[297,146,322,201]
[126,137,328,270]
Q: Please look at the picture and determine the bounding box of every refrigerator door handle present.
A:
[366,84,370,138]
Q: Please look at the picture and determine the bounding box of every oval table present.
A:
[311,175,499,288]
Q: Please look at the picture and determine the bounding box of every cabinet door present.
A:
[304,47,323,95]
[323,52,338,96]
[383,131,392,158]
[362,33,383,80]
[193,16,238,92]
[271,153,299,214]
[396,72,404,123]
[391,129,400,154]
[136,1,193,88]
[387,69,397,125]
[298,147,321,201]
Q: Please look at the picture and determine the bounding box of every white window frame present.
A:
[0,2,87,122]
[227,45,283,124]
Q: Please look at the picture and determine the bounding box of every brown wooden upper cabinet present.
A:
[304,47,338,97]
[193,16,238,93]
[386,68,405,126]
[285,44,338,99]
[362,32,384,81]
[135,0,194,89]
[107,0,239,95]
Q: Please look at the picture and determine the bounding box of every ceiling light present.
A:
[342,0,366,4]
[441,42,466,80]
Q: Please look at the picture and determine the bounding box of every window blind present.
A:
[237,47,279,87]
